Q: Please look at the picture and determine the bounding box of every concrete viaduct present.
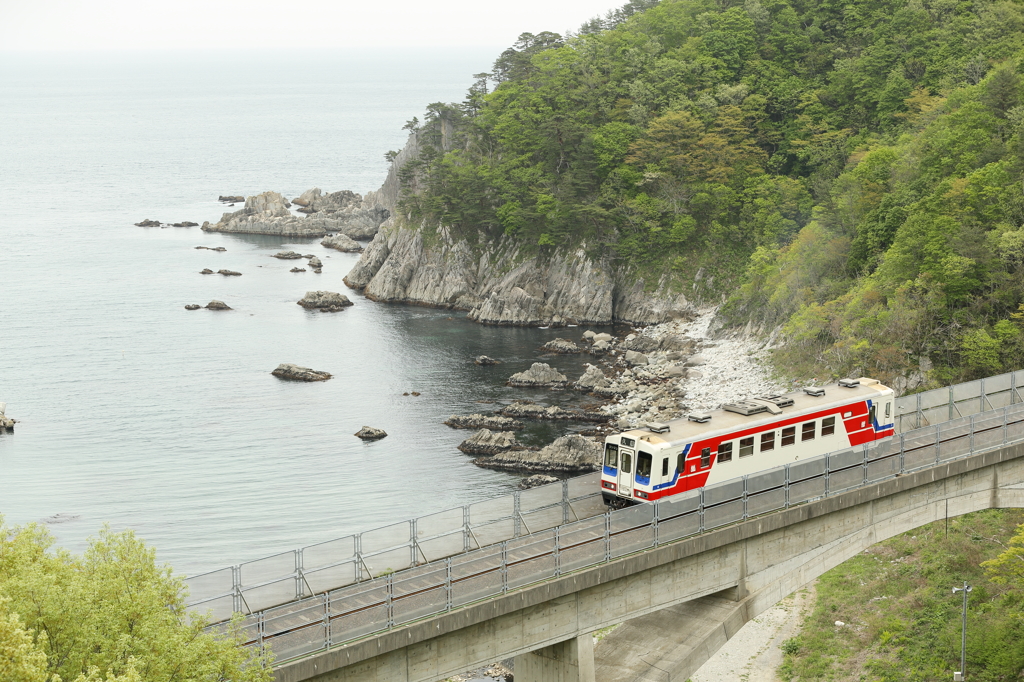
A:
[273,441,1024,682]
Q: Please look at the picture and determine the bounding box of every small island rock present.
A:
[507,363,567,388]
[445,414,525,430]
[271,363,332,381]
[218,269,241,276]
[200,268,214,275]
[135,219,161,227]
[354,426,387,440]
[540,338,581,354]
[273,251,305,260]
[184,304,201,310]
[205,300,232,310]
[474,434,601,474]
[457,429,523,456]
[297,291,352,311]
[290,267,306,273]
[474,355,499,365]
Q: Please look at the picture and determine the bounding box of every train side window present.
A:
[677,452,685,475]
[885,402,892,419]
[637,452,652,479]
[739,437,754,457]
[781,426,796,446]
[822,416,836,436]
[718,442,733,463]
[622,452,632,474]
[761,432,775,451]
[700,447,711,468]
[662,458,669,477]
[604,444,619,469]
[802,421,815,441]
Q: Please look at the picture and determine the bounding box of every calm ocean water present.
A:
[0,49,604,576]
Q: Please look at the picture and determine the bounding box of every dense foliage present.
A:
[397,0,1024,386]
[0,520,270,682]
[780,510,1024,681]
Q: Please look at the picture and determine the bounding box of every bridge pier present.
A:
[515,634,595,682]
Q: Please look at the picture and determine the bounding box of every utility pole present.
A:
[952,581,972,681]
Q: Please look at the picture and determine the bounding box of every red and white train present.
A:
[601,378,895,505]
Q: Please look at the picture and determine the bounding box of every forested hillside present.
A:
[395,0,1024,388]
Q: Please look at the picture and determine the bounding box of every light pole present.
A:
[952,581,972,681]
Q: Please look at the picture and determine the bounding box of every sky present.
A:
[0,0,624,51]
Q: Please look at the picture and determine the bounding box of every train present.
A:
[601,377,895,505]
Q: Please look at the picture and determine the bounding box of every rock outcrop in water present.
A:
[355,426,387,440]
[0,403,14,432]
[507,363,567,388]
[497,402,609,423]
[457,429,523,455]
[321,233,364,252]
[205,300,232,310]
[444,414,524,430]
[202,189,389,240]
[474,434,601,473]
[272,363,332,381]
[297,291,352,311]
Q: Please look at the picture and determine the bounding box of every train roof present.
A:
[615,378,892,450]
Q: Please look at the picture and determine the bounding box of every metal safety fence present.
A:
[895,370,1024,432]
[225,400,1024,663]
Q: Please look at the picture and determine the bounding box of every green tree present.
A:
[0,520,270,682]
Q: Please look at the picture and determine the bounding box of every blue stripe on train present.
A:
[652,443,691,490]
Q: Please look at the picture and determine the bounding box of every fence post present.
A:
[784,463,790,509]
[410,518,419,567]
[969,414,976,455]
[980,378,986,413]
[554,526,561,577]
[604,511,612,561]
[385,573,394,628]
[824,454,831,497]
[862,446,868,487]
[1004,406,1009,444]
[501,540,509,593]
[513,491,522,537]
[949,386,955,422]
[562,479,570,525]
[742,476,748,522]
[354,534,363,583]
[232,564,242,614]
[463,506,472,553]
[653,499,660,547]
[899,433,906,474]
[325,590,332,647]
[445,557,452,611]
[935,424,941,464]
[698,488,706,533]
[295,549,304,600]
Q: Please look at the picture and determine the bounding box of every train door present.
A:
[618,447,634,498]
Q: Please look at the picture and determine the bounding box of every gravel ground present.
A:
[691,583,817,682]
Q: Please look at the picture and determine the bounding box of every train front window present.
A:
[604,443,619,469]
[718,442,733,463]
[636,451,653,480]
[761,432,775,451]
[781,426,796,446]
[802,421,816,441]
[822,416,836,436]
[739,437,754,457]
[622,452,632,474]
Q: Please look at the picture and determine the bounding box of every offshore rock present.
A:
[474,434,601,474]
[272,363,332,382]
[289,187,390,239]
[457,429,523,456]
[217,269,241,276]
[508,363,567,388]
[354,426,387,440]
[195,246,227,251]
[291,267,306,273]
[219,195,245,203]
[297,291,352,310]
[498,402,609,423]
[273,251,305,260]
[444,414,524,430]
[321,233,364,252]
[135,218,161,227]
[0,403,14,432]
[205,300,231,310]
[184,304,201,310]
[200,269,214,275]
[541,338,581,354]
[202,190,388,239]
[518,474,559,490]
[474,355,499,365]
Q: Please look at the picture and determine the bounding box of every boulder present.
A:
[474,434,602,474]
[540,338,581,354]
[685,354,708,367]
[273,251,305,260]
[508,363,567,388]
[297,291,352,310]
[624,350,648,366]
[271,363,332,381]
[444,414,524,430]
[321,233,364,252]
[184,304,201,310]
[474,355,499,365]
[200,268,214,275]
[574,364,612,392]
[593,333,613,343]
[582,330,596,340]
[457,429,523,455]
[205,300,231,310]
[217,269,241,276]
[518,474,560,490]
[354,426,387,440]
[307,256,322,269]
[134,219,161,227]
[623,335,659,353]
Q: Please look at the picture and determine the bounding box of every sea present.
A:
[0,49,608,577]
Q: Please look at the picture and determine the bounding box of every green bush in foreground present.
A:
[0,518,271,682]
[779,509,1024,681]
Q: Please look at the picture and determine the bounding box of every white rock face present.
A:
[475,434,602,473]
[203,189,388,240]
[321,233,364,252]
[457,429,522,455]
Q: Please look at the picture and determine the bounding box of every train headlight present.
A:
[635,490,649,499]
[602,481,617,491]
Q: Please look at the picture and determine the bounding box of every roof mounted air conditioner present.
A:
[839,378,860,388]
[804,387,826,397]
[758,395,795,408]
[724,401,768,416]
[647,422,671,433]
[687,413,712,423]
